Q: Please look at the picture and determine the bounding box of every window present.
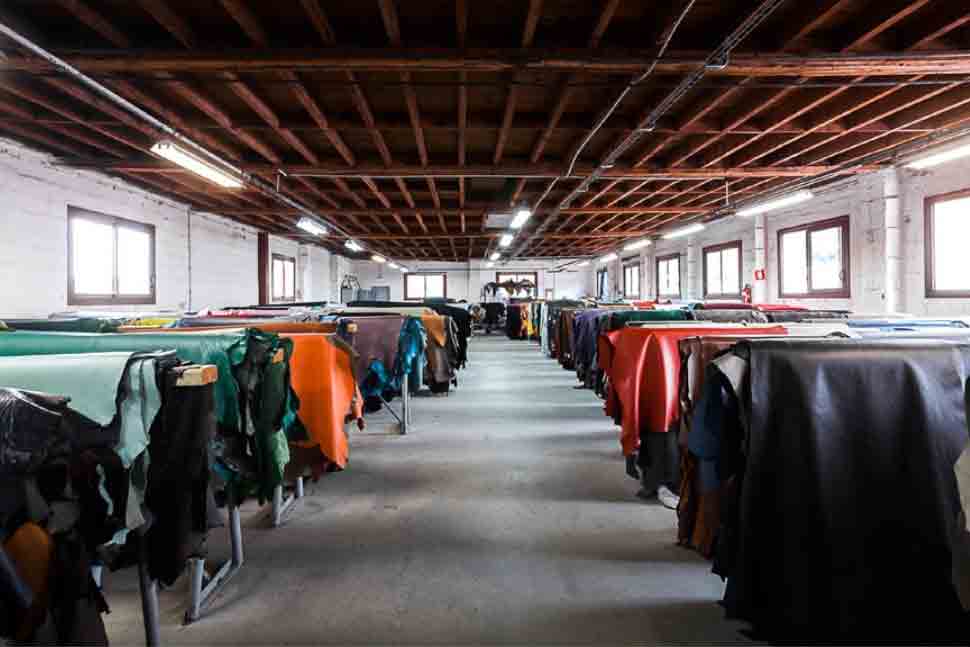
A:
[926,190,970,298]
[778,216,850,298]
[656,254,681,299]
[703,241,742,299]
[496,272,538,298]
[596,269,609,300]
[623,263,640,298]
[68,206,155,305]
[271,254,296,302]
[404,273,447,300]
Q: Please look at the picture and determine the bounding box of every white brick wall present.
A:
[0,139,338,317]
[2,136,969,317]
[350,259,588,302]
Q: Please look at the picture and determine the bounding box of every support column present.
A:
[883,167,903,314]
[257,232,269,305]
[753,214,768,304]
[643,246,655,300]
[686,236,701,300]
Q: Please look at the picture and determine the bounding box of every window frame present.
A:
[655,253,681,299]
[67,206,156,306]
[777,216,851,299]
[271,253,297,303]
[702,240,743,299]
[925,189,970,298]
[403,272,448,301]
[596,268,609,300]
[623,262,641,299]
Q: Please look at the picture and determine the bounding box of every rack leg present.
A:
[401,373,409,435]
[184,503,243,624]
[295,476,304,499]
[229,505,243,566]
[186,558,205,623]
[138,547,161,646]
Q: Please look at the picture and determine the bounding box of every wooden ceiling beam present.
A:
[82,159,877,179]
[14,49,970,77]
[55,0,131,47]
[690,1,957,170]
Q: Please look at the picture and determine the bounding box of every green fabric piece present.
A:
[0,330,298,503]
[0,350,166,536]
[608,309,689,328]
[1,318,121,333]
[0,351,133,426]
[0,330,252,430]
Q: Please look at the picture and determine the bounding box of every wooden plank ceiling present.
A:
[0,0,968,261]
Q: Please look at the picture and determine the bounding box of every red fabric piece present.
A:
[601,325,786,456]
[754,304,810,312]
[632,301,656,310]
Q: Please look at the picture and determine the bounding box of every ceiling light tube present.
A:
[344,239,364,252]
[906,141,970,169]
[599,252,618,263]
[296,217,328,236]
[509,208,532,229]
[736,190,814,217]
[499,233,514,248]
[388,262,400,270]
[662,223,706,239]
[399,266,408,273]
[486,262,495,268]
[623,238,652,252]
[577,260,591,267]
[371,254,386,263]
[489,251,501,261]
[151,140,243,188]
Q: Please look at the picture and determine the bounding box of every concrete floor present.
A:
[104,335,745,644]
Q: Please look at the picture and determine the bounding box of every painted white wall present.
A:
[0,139,341,317]
[2,136,969,317]
[349,259,591,302]
[620,161,970,316]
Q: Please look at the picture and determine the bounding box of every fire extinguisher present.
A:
[742,284,752,304]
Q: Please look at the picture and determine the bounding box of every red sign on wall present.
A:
[754,269,767,281]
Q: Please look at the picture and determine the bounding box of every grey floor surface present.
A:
[104,335,745,644]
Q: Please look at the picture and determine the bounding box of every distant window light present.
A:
[405,273,447,300]
[623,263,640,298]
[703,241,742,299]
[68,206,155,305]
[778,216,850,299]
[926,191,970,298]
[656,254,681,299]
[272,254,296,302]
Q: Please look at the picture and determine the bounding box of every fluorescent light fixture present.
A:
[486,262,495,268]
[399,266,408,273]
[509,208,532,229]
[499,233,514,247]
[489,251,501,261]
[736,190,814,217]
[388,262,400,270]
[662,223,706,239]
[371,254,386,263]
[577,260,590,267]
[296,217,327,236]
[344,239,364,252]
[151,140,243,188]
[906,141,970,169]
[599,252,618,263]
[623,238,652,252]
